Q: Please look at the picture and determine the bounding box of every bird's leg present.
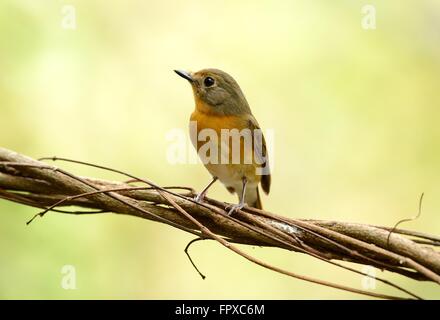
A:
[194,176,218,203]
[227,177,247,215]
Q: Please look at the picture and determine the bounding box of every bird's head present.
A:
[174,68,251,115]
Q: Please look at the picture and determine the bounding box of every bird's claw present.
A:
[226,203,245,216]
[194,192,205,203]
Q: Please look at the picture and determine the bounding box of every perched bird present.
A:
[175,68,271,213]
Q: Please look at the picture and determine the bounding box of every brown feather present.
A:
[247,115,271,195]
[261,174,271,195]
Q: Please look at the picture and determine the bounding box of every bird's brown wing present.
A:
[247,115,271,194]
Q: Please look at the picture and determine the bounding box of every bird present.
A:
[175,68,271,214]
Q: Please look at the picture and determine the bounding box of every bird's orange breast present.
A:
[190,105,261,185]
[191,110,246,133]
[190,98,248,130]
[191,109,246,162]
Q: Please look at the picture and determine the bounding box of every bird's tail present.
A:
[245,186,262,210]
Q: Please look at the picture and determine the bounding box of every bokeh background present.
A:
[1,0,439,299]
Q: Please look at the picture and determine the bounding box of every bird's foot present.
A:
[226,202,245,216]
[194,192,206,203]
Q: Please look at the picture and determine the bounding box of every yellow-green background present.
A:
[1,0,439,299]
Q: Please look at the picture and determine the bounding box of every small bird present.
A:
[175,68,271,213]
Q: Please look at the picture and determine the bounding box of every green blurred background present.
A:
[1,0,439,299]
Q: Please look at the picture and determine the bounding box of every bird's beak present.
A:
[174,70,194,82]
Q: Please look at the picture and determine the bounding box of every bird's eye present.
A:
[204,77,215,87]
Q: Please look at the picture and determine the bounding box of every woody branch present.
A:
[0,147,439,299]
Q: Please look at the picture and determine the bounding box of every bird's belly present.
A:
[204,163,260,187]
[190,111,261,188]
